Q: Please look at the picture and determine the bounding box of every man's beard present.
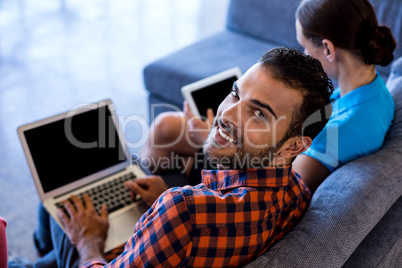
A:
[203,119,287,169]
[204,145,281,169]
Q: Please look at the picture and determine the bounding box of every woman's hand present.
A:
[184,101,215,147]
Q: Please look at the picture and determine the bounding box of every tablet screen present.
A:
[190,75,237,118]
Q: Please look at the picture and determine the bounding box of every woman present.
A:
[292,0,396,192]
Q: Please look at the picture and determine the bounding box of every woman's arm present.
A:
[292,155,331,193]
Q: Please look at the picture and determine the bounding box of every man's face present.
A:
[203,63,304,169]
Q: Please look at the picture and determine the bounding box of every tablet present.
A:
[181,67,242,118]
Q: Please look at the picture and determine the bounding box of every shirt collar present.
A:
[332,72,383,115]
[201,166,293,191]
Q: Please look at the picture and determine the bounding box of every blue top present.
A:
[303,73,395,172]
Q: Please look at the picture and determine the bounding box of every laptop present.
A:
[18,99,149,252]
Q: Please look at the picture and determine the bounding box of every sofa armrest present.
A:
[245,152,402,267]
[343,196,402,267]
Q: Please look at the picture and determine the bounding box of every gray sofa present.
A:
[143,0,402,266]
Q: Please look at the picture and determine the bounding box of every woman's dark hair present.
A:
[296,0,396,66]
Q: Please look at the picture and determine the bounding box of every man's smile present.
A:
[218,127,237,144]
[211,118,239,147]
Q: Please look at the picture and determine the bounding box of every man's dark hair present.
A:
[259,47,334,141]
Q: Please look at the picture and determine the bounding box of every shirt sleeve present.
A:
[303,108,391,172]
[302,121,341,172]
[303,116,367,172]
[82,190,193,268]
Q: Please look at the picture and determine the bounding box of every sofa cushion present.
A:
[370,0,402,77]
[245,57,402,267]
[226,0,300,48]
[143,31,276,105]
[343,195,402,267]
[384,56,402,152]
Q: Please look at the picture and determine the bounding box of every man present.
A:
[49,47,333,267]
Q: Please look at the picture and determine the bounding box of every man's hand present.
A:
[125,176,169,206]
[57,194,109,264]
[184,101,214,146]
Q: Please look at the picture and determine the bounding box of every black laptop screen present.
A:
[191,76,237,118]
[23,106,126,193]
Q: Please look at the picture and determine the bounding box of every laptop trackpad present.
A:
[105,202,149,252]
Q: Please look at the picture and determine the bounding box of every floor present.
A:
[0,0,229,262]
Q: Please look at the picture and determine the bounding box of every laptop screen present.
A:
[23,106,126,193]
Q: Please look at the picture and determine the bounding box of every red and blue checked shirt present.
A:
[83,165,311,267]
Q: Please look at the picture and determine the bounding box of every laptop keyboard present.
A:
[56,172,137,215]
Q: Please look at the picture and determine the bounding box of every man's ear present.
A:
[277,136,312,160]
[322,39,336,62]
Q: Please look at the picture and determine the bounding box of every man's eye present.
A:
[231,89,239,99]
[254,109,265,119]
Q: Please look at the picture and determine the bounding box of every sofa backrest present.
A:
[384,56,402,152]
[225,0,300,48]
[226,0,402,78]
[370,0,402,77]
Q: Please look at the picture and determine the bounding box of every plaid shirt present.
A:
[83,166,310,267]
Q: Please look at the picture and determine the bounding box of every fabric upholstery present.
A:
[384,56,402,152]
[343,196,402,267]
[143,31,275,115]
[245,57,402,267]
[245,155,402,267]
[370,0,402,77]
[226,0,300,48]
